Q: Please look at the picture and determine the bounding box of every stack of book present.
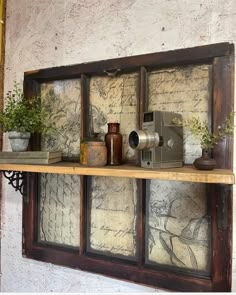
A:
[0,151,62,164]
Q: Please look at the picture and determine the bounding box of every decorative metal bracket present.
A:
[2,171,30,203]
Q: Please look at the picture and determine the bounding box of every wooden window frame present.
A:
[23,42,234,292]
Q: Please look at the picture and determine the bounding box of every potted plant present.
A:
[175,113,235,170]
[0,82,51,152]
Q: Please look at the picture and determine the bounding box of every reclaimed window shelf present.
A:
[16,42,234,292]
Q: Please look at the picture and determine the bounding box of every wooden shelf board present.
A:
[0,162,234,184]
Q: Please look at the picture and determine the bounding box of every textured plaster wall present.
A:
[1,0,236,292]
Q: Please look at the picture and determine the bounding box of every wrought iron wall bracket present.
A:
[2,171,30,203]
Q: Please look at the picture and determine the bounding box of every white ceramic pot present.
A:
[8,131,31,152]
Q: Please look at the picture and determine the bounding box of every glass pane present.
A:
[146,64,212,274]
[148,64,211,164]
[38,79,81,248]
[39,173,80,248]
[87,176,138,261]
[41,79,81,159]
[146,180,210,273]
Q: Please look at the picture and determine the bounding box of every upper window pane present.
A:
[41,79,81,159]
[148,64,211,164]
[88,72,139,163]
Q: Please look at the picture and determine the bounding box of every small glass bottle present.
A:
[105,122,123,165]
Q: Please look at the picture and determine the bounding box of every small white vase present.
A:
[8,131,31,152]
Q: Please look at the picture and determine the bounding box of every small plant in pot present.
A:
[0,82,51,152]
[175,113,235,170]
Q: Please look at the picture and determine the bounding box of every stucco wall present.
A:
[1,0,236,292]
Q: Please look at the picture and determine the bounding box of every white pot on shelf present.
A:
[8,131,31,152]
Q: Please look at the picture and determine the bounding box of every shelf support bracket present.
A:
[2,171,30,203]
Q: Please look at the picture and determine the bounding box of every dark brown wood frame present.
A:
[23,42,234,292]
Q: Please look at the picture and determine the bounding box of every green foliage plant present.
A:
[0,81,52,134]
[174,112,235,151]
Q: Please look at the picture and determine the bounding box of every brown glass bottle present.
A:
[105,123,123,165]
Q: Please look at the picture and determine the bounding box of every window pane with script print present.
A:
[39,79,81,248]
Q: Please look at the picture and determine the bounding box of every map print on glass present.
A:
[41,79,81,158]
[146,65,212,273]
[86,73,139,259]
[146,180,210,273]
[38,79,81,248]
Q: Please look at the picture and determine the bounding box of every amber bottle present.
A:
[105,123,123,165]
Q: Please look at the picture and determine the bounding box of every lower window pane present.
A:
[86,176,138,261]
[146,180,211,275]
[38,173,80,248]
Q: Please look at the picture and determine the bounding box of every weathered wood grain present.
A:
[0,163,234,184]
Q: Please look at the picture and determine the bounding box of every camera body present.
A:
[128,111,183,169]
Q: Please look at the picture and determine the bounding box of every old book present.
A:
[0,151,62,159]
[0,156,62,164]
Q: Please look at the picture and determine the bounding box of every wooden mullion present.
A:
[137,66,148,266]
[79,175,86,255]
[80,74,89,255]
[139,66,148,127]
[80,74,89,139]
[137,179,145,266]
[22,173,37,257]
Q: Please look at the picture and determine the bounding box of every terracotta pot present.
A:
[80,140,107,166]
[193,149,216,170]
